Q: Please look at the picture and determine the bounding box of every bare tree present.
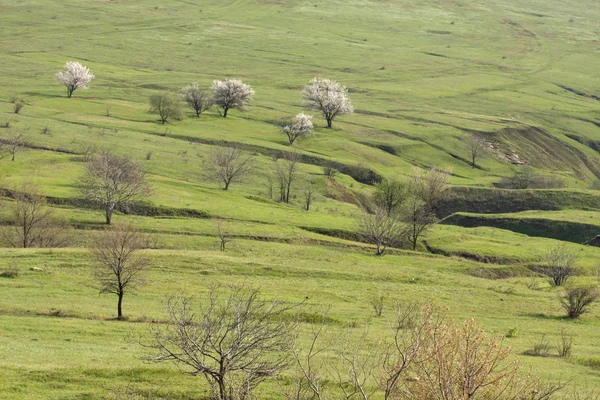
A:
[403,195,436,251]
[79,152,152,224]
[204,146,255,190]
[331,329,381,400]
[302,78,353,128]
[274,151,301,203]
[211,79,254,118]
[373,178,408,217]
[55,61,95,98]
[542,244,578,286]
[181,82,212,117]
[466,134,485,169]
[142,286,302,400]
[0,132,25,161]
[358,206,405,256]
[283,113,313,145]
[410,166,450,213]
[90,224,152,320]
[3,183,70,248]
[216,218,231,252]
[402,167,449,250]
[560,286,599,319]
[303,176,314,211]
[149,93,182,124]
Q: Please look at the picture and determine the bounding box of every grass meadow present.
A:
[1,0,600,398]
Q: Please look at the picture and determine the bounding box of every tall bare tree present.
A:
[90,224,152,320]
[204,146,255,190]
[303,176,314,211]
[142,286,302,400]
[466,134,486,169]
[4,183,70,248]
[373,178,408,217]
[274,151,301,203]
[410,166,450,213]
[181,82,212,117]
[79,152,152,224]
[358,206,405,256]
[149,93,182,124]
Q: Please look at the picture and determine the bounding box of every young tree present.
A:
[542,244,578,286]
[274,151,301,203]
[55,61,95,98]
[204,146,255,190]
[373,178,408,217]
[403,195,437,251]
[358,206,405,256]
[142,286,302,400]
[91,224,152,320]
[216,218,231,252]
[303,176,314,211]
[466,134,486,169]
[79,152,152,224]
[181,82,212,117]
[302,78,353,128]
[0,132,25,161]
[211,79,254,118]
[402,167,449,250]
[4,183,70,248]
[149,93,182,124]
[283,113,313,145]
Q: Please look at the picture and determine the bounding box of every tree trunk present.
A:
[326,118,332,128]
[12,152,15,161]
[117,291,124,320]
[224,181,230,190]
[223,107,229,118]
[67,87,73,98]
[472,155,476,169]
[105,206,113,225]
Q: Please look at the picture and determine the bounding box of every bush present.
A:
[0,121,10,128]
[0,260,20,279]
[13,103,24,114]
[323,166,338,179]
[556,329,572,358]
[524,334,552,357]
[560,286,599,319]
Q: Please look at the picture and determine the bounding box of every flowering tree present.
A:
[181,82,212,117]
[283,113,313,145]
[211,79,254,118]
[55,61,95,98]
[302,78,353,128]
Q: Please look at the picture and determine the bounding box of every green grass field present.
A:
[2,0,600,398]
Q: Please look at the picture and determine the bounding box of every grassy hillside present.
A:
[1,0,600,398]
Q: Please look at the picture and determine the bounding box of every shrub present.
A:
[0,260,20,279]
[524,334,552,357]
[560,286,599,319]
[370,295,385,317]
[323,166,338,179]
[0,121,10,128]
[556,329,572,358]
[13,103,24,114]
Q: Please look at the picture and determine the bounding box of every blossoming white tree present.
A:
[302,78,353,128]
[211,79,254,118]
[55,61,95,98]
[283,113,313,145]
